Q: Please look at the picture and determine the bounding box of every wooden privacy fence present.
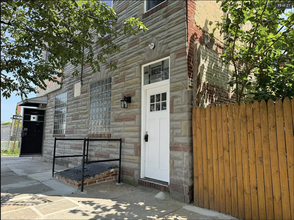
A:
[192,98,293,220]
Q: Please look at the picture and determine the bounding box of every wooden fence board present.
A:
[253,101,267,219]
[222,105,231,215]
[217,105,226,214]
[240,103,251,220]
[283,97,294,220]
[206,106,214,210]
[193,107,199,207]
[234,103,245,219]
[260,100,274,220]
[201,107,209,209]
[211,105,220,212]
[268,100,283,220]
[228,104,238,217]
[276,99,291,220]
[192,99,292,220]
[196,107,203,207]
[247,102,259,220]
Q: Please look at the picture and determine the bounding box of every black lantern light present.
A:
[121,96,131,108]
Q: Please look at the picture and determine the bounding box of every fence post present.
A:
[81,138,86,192]
[52,138,57,177]
[118,138,122,183]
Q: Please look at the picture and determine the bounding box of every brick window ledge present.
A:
[53,134,65,138]
[142,1,168,19]
[88,134,111,138]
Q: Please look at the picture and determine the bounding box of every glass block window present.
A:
[54,93,67,134]
[89,78,112,134]
[150,92,167,112]
[146,0,166,11]
[144,58,169,85]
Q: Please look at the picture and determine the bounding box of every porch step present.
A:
[54,163,118,187]
[139,177,169,192]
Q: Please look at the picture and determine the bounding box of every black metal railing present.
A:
[52,137,122,192]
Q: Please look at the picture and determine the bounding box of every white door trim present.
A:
[140,56,170,183]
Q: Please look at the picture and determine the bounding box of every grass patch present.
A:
[1,141,19,150]
[1,147,20,156]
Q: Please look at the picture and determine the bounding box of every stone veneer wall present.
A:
[41,0,194,203]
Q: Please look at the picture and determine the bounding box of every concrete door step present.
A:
[54,163,118,187]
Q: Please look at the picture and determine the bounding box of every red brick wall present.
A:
[186,0,234,106]
[16,106,21,115]
[186,0,204,79]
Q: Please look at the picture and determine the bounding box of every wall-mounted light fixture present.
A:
[121,96,131,108]
[149,43,155,50]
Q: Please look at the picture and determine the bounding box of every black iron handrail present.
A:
[52,137,122,192]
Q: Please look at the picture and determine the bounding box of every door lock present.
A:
[144,132,148,142]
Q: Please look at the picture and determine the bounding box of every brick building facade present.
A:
[19,0,233,203]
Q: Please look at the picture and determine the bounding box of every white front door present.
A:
[144,85,169,182]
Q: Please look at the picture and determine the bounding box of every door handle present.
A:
[144,132,148,142]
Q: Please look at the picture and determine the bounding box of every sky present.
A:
[1,92,35,123]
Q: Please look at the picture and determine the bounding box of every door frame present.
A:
[19,107,45,157]
[140,56,170,182]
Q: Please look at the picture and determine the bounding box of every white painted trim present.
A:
[142,56,170,68]
[144,0,167,13]
[140,57,170,183]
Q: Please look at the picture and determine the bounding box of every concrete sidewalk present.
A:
[1,157,235,219]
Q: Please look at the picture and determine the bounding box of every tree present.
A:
[2,122,12,125]
[211,0,294,103]
[1,0,148,99]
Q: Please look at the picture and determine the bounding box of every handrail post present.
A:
[86,138,89,162]
[81,138,86,192]
[118,138,122,183]
[52,138,57,177]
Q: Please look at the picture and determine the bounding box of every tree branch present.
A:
[1,20,75,45]
[239,23,293,100]
[231,17,240,102]
[276,25,284,34]
[0,20,12,26]
[246,0,268,62]
[231,1,244,103]
[255,23,293,63]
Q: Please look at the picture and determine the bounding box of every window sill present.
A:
[143,1,168,19]
[88,134,111,138]
[53,134,65,138]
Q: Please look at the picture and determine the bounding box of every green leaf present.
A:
[1,0,147,99]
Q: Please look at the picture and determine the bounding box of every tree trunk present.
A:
[193,43,201,107]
